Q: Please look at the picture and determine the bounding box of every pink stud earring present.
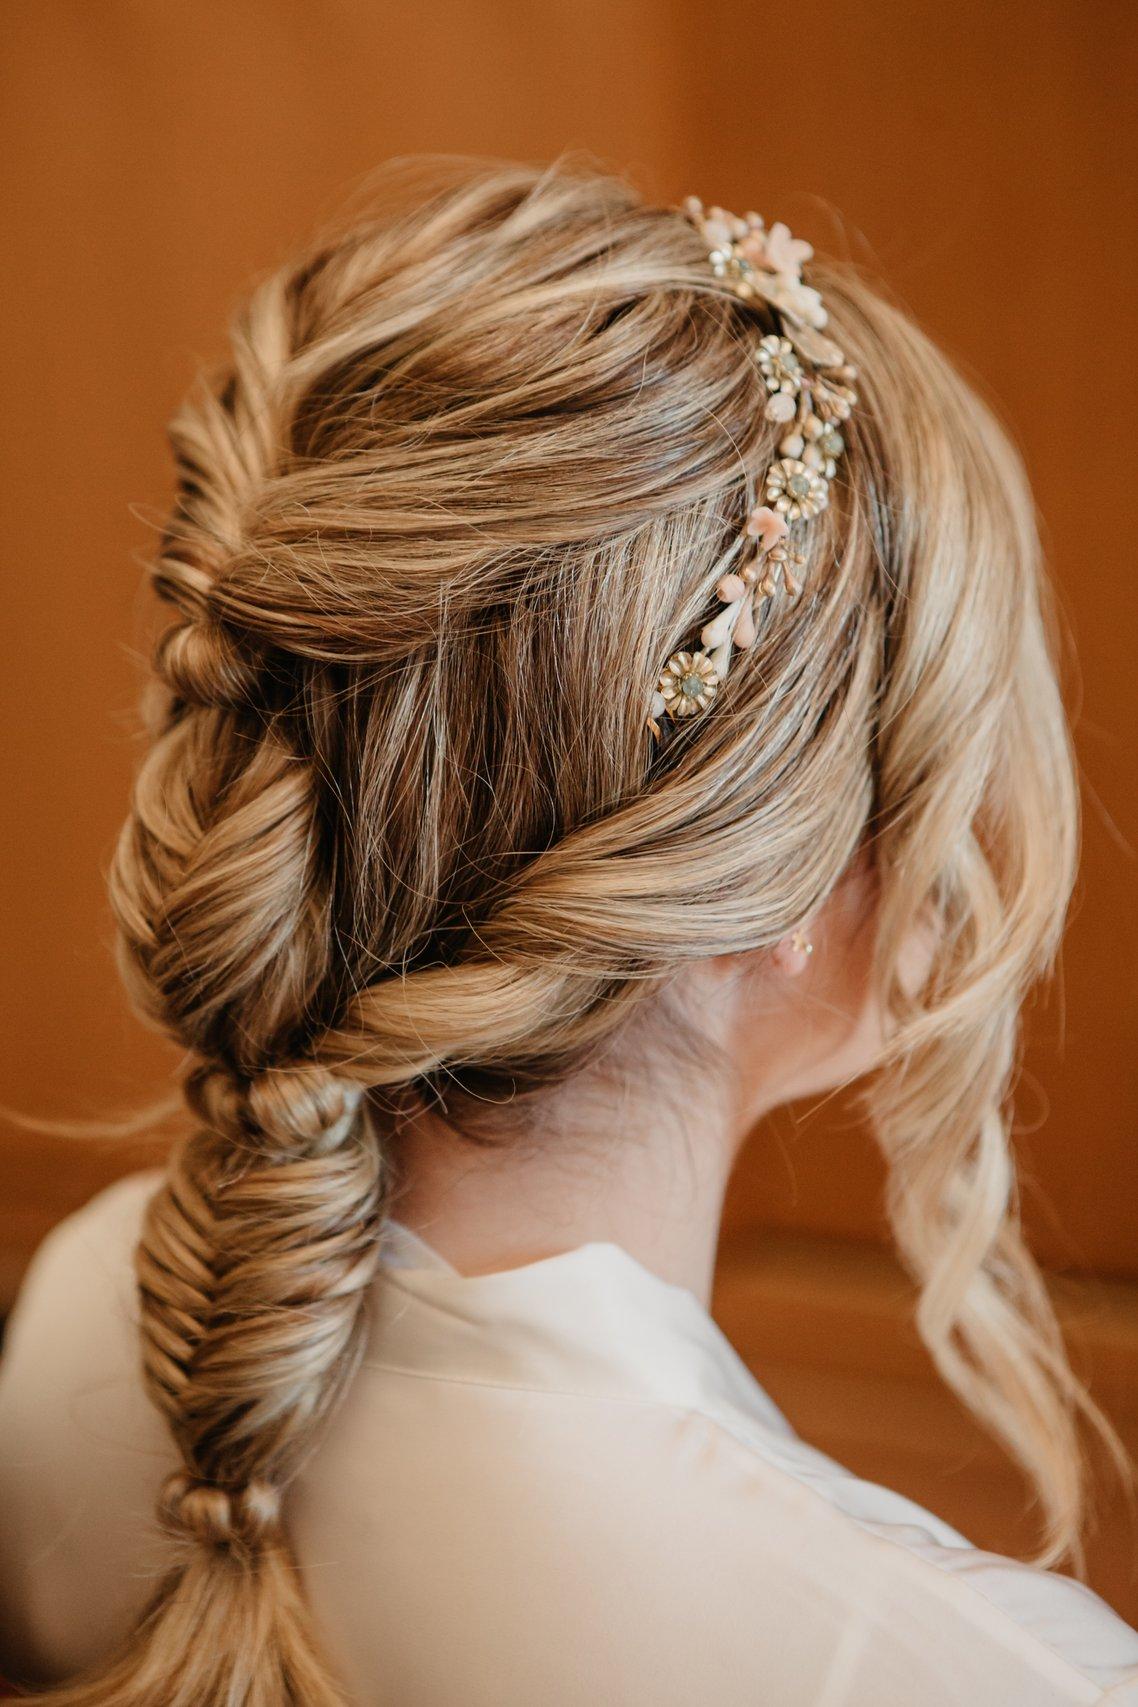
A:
[773,927,814,976]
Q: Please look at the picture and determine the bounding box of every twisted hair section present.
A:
[39,157,1118,1702]
[48,235,389,1703]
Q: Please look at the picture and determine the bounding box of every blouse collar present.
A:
[369,1216,793,1438]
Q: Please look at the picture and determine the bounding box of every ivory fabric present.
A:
[1,1171,1136,1705]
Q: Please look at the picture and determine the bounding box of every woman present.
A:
[0,158,1135,1706]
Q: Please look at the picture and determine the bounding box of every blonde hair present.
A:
[40,156,1123,1704]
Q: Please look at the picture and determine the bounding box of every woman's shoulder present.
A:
[20,1164,164,1264]
[3,1167,164,1343]
[0,1169,173,1684]
[0,1167,168,1463]
[4,1173,1138,1706]
[683,1396,1138,1704]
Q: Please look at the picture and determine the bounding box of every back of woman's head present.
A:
[45,157,1110,1704]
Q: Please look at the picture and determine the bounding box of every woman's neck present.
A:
[386,1074,747,1310]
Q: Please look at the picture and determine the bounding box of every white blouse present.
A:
[1,1170,1136,1705]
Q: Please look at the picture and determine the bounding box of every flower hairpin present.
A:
[647,199,859,736]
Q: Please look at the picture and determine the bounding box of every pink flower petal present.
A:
[745,505,789,550]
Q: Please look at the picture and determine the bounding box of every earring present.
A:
[773,926,814,976]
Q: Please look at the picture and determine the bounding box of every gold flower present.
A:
[657,649,720,718]
[809,368,858,423]
[802,415,846,479]
[764,457,830,522]
[756,334,802,397]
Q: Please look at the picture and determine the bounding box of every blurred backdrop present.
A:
[2,0,1136,1619]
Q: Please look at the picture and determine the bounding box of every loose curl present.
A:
[40,157,1123,1704]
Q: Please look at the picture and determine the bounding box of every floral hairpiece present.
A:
[647,198,859,736]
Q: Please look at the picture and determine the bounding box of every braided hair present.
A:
[43,158,1115,1702]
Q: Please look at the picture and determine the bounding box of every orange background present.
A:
[2,0,1136,1620]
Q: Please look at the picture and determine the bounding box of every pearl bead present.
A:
[764,392,796,423]
[732,600,756,647]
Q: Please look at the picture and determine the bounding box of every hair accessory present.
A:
[647,200,859,737]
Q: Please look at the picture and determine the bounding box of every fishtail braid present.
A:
[47,266,388,1706]
[39,157,1119,1704]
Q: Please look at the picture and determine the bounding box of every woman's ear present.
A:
[771,926,815,978]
